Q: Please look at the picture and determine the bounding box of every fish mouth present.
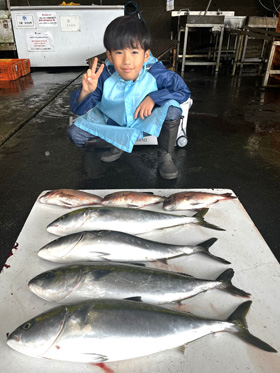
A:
[47,209,91,236]
[39,191,52,203]
[10,334,20,342]
[28,281,43,296]
[7,306,68,357]
[38,232,86,261]
[29,267,83,302]
[46,222,60,234]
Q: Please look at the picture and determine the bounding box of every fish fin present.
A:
[193,208,225,231]
[156,258,168,265]
[85,353,108,363]
[196,220,225,231]
[89,251,110,259]
[195,218,225,231]
[198,237,218,249]
[194,238,230,264]
[124,296,143,302]
[216,269,251,297]
[62,201,74,208]
[221,192,237,200]
[179,343,190,355]
[126,262,146,267]
[227,301,277,353]
[193,208,209,219]
[177,272,194,278]
[172,299,186,305]
[206,253,230,264]
[92,269,112,280]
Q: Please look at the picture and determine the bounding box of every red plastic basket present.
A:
[0,59,31,81]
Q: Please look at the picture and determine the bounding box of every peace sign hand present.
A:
[78,57,104,102]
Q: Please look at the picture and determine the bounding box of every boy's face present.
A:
[106,45,150,82]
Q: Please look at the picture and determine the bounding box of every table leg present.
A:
[181,24,189,76]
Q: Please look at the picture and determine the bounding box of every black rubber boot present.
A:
[100,146,124,162]
[157,117,180,179]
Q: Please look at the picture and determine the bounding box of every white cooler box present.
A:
[135,97,193,147]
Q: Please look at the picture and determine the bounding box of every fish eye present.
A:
[45,271,55,279]
[22,322,32,331]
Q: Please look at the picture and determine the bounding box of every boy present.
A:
[68,15,190,179]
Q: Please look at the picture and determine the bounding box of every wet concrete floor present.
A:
[0,67,279,270]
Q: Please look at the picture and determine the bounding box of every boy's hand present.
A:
[134,96,155,120]
[78,57,104,102]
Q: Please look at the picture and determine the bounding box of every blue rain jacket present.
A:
[70,54,191,153]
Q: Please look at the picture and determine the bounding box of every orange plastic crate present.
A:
[0,59,31,81]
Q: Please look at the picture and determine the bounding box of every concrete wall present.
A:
[8,1,275,39]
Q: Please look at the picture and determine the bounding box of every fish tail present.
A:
[194,238,231,264]
[217,269,250,297]
[193,208,209,219]
[221,192,237,200]
[227,301,277,353]
[193,208,225,231]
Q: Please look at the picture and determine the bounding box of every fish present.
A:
[6,299,277,363]
[101,191,165,208]
[28,264,250,304]
[39,189,102,208]
[38,232,229,264]
[46,207,224,236]
[163,191,237,211]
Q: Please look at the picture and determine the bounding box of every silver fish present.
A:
[38,232,229,264]
[39,189,102,208]
[46,207,224,236]
[101,191,166,208]
[28,264,250,304]
[163,191,237,211]
[7,300,277,363]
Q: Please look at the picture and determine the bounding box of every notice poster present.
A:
[26,31,54,52]
[15,14,35,28]
[37,12,58,27]
[166,0,174,11]
[60,15,80,32]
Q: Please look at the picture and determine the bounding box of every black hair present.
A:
[103,15,151,52]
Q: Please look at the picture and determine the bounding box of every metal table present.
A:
[180,18,225,75]
[229,17,278,77]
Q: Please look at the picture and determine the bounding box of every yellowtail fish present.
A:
[101,191,165,208]
[46,207,224,236]
[7,300,277,363]
[28,264,250,304]
[163,191,237,211]
[39,189,102,208]
[38,233,229,264]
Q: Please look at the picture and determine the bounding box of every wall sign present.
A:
[60,15,80,32]
[15,14,35,28]
[26,31,54,51]
[37,12,58,27]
